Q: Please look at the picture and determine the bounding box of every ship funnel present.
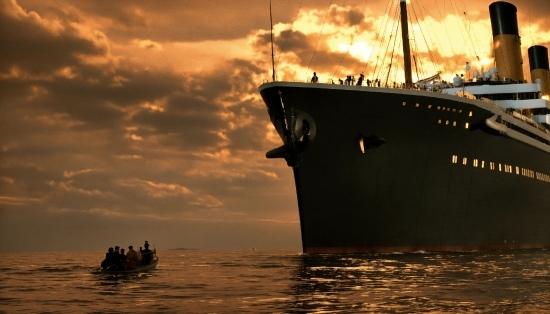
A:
[528,45,550,98]
[489,1,524,82]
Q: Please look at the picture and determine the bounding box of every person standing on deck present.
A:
[357,74,364,86]
[311,72,318,83]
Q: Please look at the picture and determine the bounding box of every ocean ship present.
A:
[259,1,550,253]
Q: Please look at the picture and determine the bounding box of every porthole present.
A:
[415,103,419,107]
[428,105,432,109]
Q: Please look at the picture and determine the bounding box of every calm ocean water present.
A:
[1,249,550,313]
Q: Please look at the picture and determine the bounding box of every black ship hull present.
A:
[260,82,550,253]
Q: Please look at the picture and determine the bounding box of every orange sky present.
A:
[1,0,549,252]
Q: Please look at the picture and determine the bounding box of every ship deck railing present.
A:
[261,79,550,135]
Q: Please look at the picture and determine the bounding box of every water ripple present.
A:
[1,249,550,312]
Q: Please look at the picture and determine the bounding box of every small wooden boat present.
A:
[92,255,159,274]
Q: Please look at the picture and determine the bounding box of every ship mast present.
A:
[400,0,413,87]
[270,1,276,81]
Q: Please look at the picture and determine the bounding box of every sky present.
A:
[1,0,549,252]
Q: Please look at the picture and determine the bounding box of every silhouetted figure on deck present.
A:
[141,241,153,265]
[101,247,117,270]
[366,79,371,87]
[339,78,343,85]
[311,72,318,83]
[357,74,364,86]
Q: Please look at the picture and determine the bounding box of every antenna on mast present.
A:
[270,1,276,81]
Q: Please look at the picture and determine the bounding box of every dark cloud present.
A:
[0,0,108,76]
[15,0,308,42]
[326,4,365,27]
[274,30,312,53]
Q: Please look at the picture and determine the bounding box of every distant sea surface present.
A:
[2,249,550,313]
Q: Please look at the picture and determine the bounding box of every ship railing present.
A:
[479,97,550,134]
[511,111,550,134]
[263,78,433,90]
[476,97,549,134]
[480,97,505,112]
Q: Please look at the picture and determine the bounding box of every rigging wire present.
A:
[305,0,334,81]
[331,0,369,82]
[381,8,401,86]
[392,38,403,86]
[372,1,399,82]
[459,0,482,57]
[450,0,476,58]
[373,2,399,80]
[363,0,395,80]
[411,29,427,80]
[329,0,349,81]
[433,0,461,74]
[415,1,445,71]
[275,0,304,69]
[409,1,440,77]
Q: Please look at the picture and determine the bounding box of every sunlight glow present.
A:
[129,134,143,141]
[141,98,166,112]
[479,57,493,67]
[337,41,373,63]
